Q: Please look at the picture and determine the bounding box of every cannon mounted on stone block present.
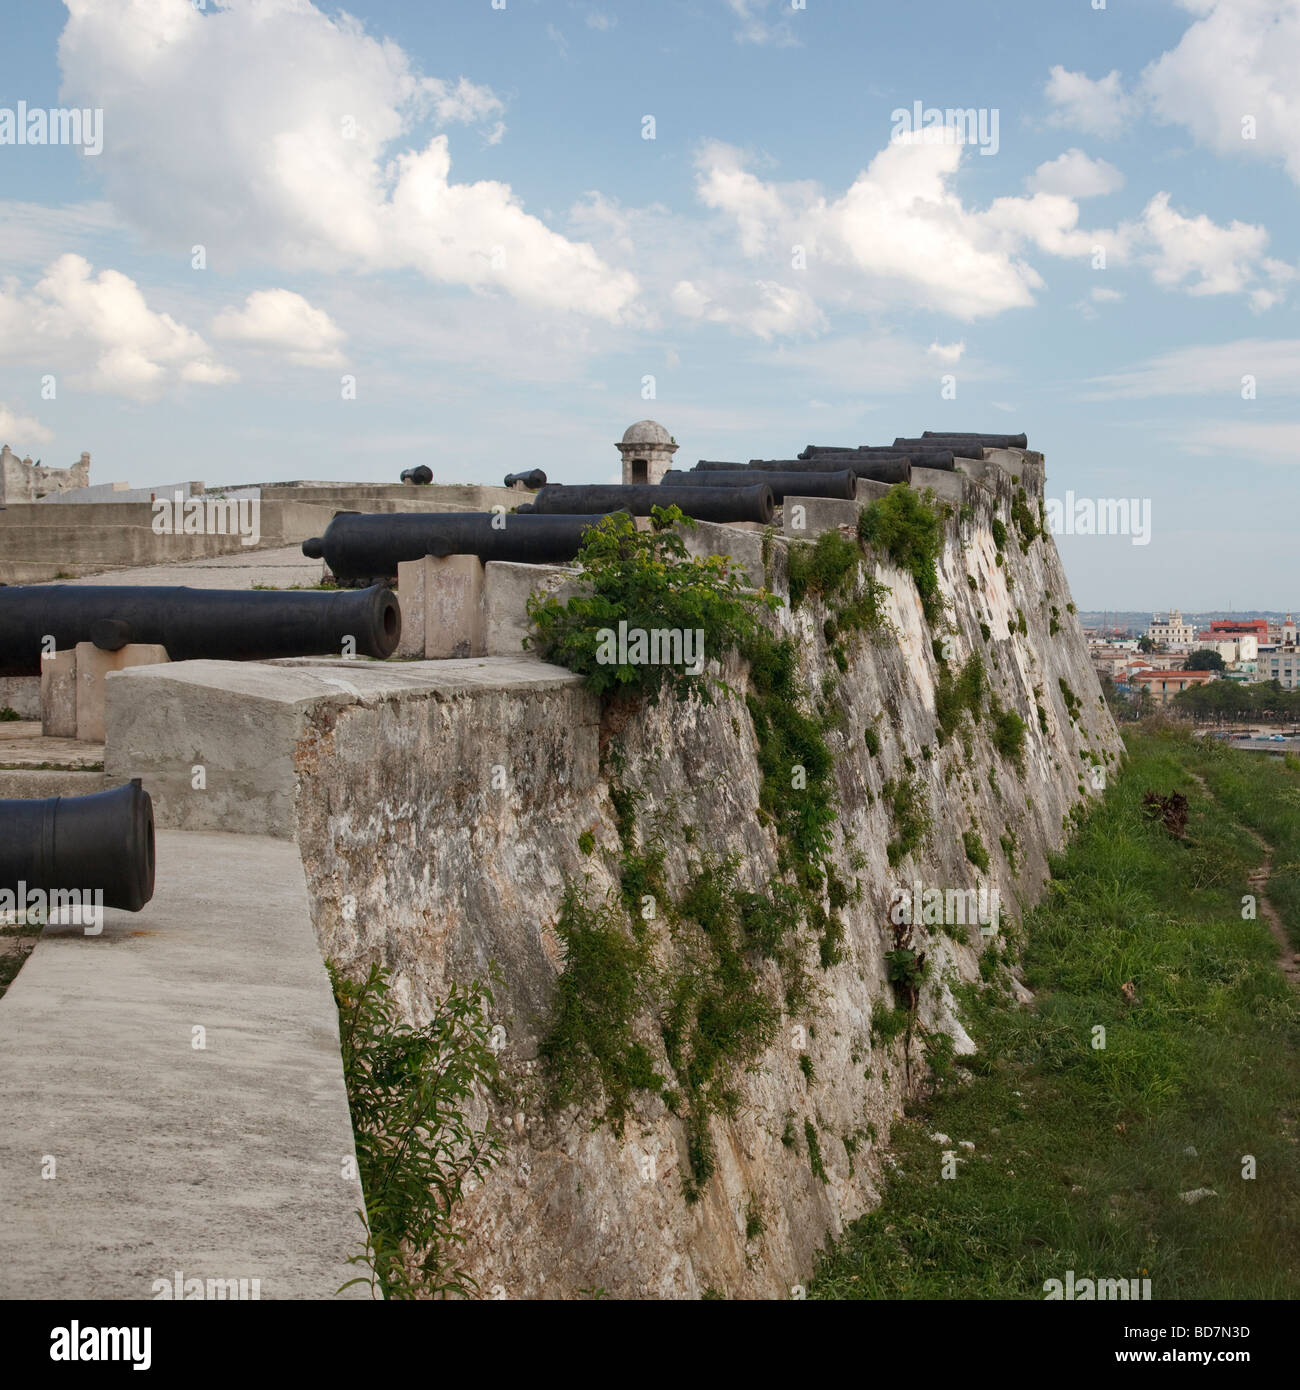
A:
[0,779,155,913]
[527,483,775,525]
[661,468,856,502]
[504,469,547,490]
[899,431,1028,451]
[794,444,957,470]
[744,457,915,484]
[0,584,401,678]
[302,511,609,581]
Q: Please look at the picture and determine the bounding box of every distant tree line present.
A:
[1171,678,1300,724]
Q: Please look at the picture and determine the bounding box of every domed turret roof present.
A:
[620,419,674,447]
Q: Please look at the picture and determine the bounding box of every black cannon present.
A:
[399,465,434,485]
[747,457,916,484]
[901,431,1028,451]
[795,445,857,460]
[0,779,155,913]
[529,483,774,525]
[504,469,547,490]
[0,584,401,678]
[661,468,856,502]
[693,460,748,471]
[798,444,955,466]
[303,512,610,580]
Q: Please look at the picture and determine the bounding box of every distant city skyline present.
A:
[2,1,1299,608]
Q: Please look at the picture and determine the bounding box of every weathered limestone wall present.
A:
[0,499,338,583]
[284,452,1122,1297]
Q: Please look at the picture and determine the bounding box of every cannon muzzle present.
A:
[399,465,434,485]
[0,584,401,678]
[504,469,547,490]
[0,779,155,913]
[530,483,774,525]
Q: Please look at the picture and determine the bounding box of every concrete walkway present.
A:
[49,544,325,590]
[0,830,370,1299]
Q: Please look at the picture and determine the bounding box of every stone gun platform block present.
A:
[483,562,583,657]
[397,553,485,660]
[40,650,78,738]
[911,466,968,504]
[854,479,893,505]
[79,644,171,743]
[42,643,170,741]
[783,496,861,539]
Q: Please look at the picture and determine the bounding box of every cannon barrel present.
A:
[920,430,1028,449]
[503,468,547,490]
[798,444,955,466]
[795,445,857,460]
[0,780,155,913]
[530,483,774,525]
[901,432,1028,451]
[0,584,400,678]
[399,465,433,485]
[693,460,748,471]
[661,468,856,502]
[743,457,916,484]
[303,511,609,580]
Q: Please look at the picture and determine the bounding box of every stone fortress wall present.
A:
[0,425,1121,1298]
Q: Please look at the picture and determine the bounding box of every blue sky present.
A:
[1,0,1297,609]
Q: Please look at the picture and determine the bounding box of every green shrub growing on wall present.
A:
[963,827,990,872]
[1011,487,1041,551]
[527,506,778,706]
[540,886,663,1129]
[884,775,931,866]
[858,485,947,625]
[934,654,985,744]
[330,962,502,1300]
[989,696,1029,772]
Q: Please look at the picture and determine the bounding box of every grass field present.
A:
[812,726,1300,1300]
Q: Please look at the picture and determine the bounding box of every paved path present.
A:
[0,830,369,1299]
[49,545,324,590]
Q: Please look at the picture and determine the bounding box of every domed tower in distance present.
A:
[616,419,678,486]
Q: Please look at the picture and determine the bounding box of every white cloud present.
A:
[1044,67,1136,138]
[1084,337,1300,399]
[1144,0,1300,183]
[1175,420,1300,460]
[57,0,636,321]
[1138,191,1291,299]
[212,289,346,367]
[928,341,966,363]
[1029,149,1125,198]
[681,136,1150,329]
[0,254,234,400]
[672,277,826,340]
[585,10,616,31]
[725,0,801,47]
[0,404,54,449]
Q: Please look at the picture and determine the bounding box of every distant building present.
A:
[1191,634,1258,663]
[1130,670,1217,706]
[0,445,90,504]
[1146,610,1195,646]
[1261,647,1300,690]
